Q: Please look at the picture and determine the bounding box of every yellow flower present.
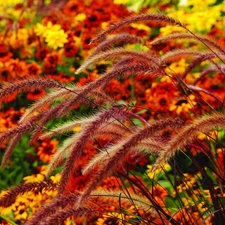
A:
[169,94,197,115]
[13,204,28,221]
[7,28,29,49]
[34,23,47,36]
[164,2,223,33]
[147,163,171,179]
[197,130,219,141]
[73,125,81,132]
[23,173,45,183]
[73,13,86,27]
[131,23,151,33]
[2,0,23,5]
[96,206,135,225]
[34,22,61,37]
[45,29,68,50]
[75,13,86,22]
[0,206,13,216]
[50,173,61,183]
[101,22,109,30]
[64,217,76,225]
[113,0,130,4]
[73,36,82,48]
[160,25,186,36]
[186,0,216,7]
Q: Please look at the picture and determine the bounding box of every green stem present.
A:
[0,215,18,225]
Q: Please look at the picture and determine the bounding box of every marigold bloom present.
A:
[34,22,61,37]
[45,29,68,50]
[5,59,28,79]
[63,0,85,16]
[27,62,42,77]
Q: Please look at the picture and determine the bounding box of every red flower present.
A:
[35,48,50,61]
[0,43,13,62]
[77,75,98,86]
[3,107,25,128]
[1,92,17,103]
[43,52,62,74]
[47,72,75,83]
[63,42,78,58]
[0,66,10,82]
[62,0,85,16]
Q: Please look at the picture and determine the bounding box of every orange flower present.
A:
[27,62,42,77]
[197,74,225,109]
[35,48,50,61]
[0,66,11,82]
[145,80,177,117]
[77,75,98,86]
[26,89,46,101]
[1,91,17,103]
[47,72,75,83]
[0,43,13,63]
[149,184,168,206]
[4,107,25,128]
[36,138,58,163]
[62,0,85,16]
[5,59,28,79]
[171,208,203,225]
[43,52,62,74]
[65,173,89,194]
[169,94,197,116]
[216,148,225,179]
[100,176,122,191]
